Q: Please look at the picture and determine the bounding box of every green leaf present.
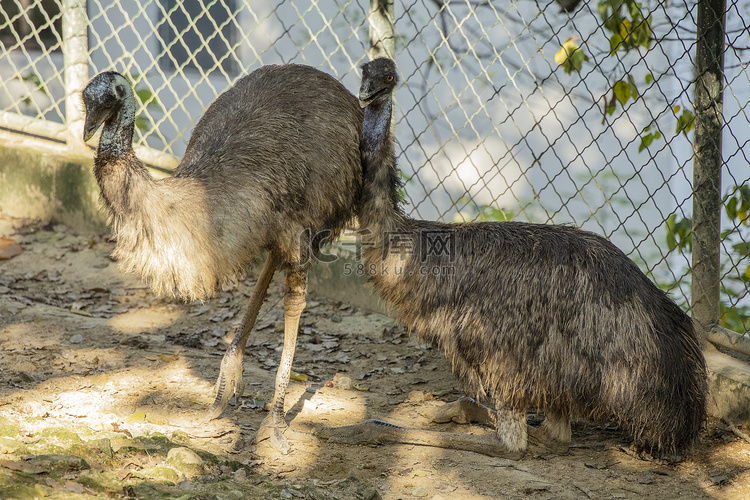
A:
[638,133,653,152]
[609,34,624,54]
[731,241,750,255]
[645,73,653,84]
[613,80,631,105]
[135,116,151,131]
[727,196,738,219]
[555,38,588,74]
[675,109,695,136]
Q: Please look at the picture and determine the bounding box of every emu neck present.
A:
[359,98,405,235]
[93,100,151,217]
[98,99,136,160]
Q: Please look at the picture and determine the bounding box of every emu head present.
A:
[359,57,399,108]
[82,71,133,142]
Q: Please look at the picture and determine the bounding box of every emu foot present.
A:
[204,344,246,421]
[422,396,495,426]
[315,419,525,459]
[253,415,297,454]
[527,425,570,456]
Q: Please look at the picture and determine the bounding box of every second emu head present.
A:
[81,71,134,142]
[359,58,399,108]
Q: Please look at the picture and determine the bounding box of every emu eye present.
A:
[386,75,394,82]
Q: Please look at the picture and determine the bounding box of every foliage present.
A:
[16,72,50,106]
[554,37,588,74]
[452,197,516,222]
[664,185,750,333]
[554,0,691,153]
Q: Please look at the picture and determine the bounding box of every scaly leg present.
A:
[205,250,278,421]
[314,419,525,459]
[315,401,528,459]
[253,267,307,453]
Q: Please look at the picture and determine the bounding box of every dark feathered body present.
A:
[358,58,707,457]
[85,65,363,300]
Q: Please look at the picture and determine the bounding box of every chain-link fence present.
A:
[1,0,748,343]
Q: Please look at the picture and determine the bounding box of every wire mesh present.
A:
[0,0,748,336]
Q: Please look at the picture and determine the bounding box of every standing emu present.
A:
[316,57,708,460]
[82,65,364,452]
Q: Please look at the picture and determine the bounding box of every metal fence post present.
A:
[368,0,394,59]
[62,0,89,152]
[691,0,726,337]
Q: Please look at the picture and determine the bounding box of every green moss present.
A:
[40,427,82,444]
[0,437,27,455]
[139,465,180,484]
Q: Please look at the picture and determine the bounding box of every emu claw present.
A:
[253,416,291,454]
[204,343,246,421]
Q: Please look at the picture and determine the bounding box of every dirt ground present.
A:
[0,213,749,500]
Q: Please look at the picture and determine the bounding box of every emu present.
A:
[82,66,364,452]
[315,57,708,460]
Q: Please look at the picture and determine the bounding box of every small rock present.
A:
[337,376,353,390]
[407,391,433,403]
[70,334,84,344]
[166,447,204,477]
[710,474,728,486]
[331,315,342,323]
[413,486,428,497]
[178,480,195,490]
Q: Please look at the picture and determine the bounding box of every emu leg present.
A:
[253,268,307,454]
[314,419,526,459]
[526,410,571,455]
[425,396,495,425]
[205,250,278,421]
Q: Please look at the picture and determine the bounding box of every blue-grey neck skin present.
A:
[97,80,135,159]
[362,97,391,155]
[359,95,405,235]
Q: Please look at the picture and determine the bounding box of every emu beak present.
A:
[83,112,104,142]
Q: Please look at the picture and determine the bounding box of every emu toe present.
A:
[527,425,570,455]
[422,397,496,426]
[205,343,246,421]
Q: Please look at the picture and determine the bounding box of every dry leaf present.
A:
[290,371,307,382]
[124,410,146,424]
[0,238,22,260]
[157,354,178,362]
[190,396,214,405]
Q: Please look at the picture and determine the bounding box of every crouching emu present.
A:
[315,57,708,460]
[82,66,364,452]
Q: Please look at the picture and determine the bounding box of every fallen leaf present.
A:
[157,354,178,362]
[290,371,307,382]
[353,383,369,391]
[190,396,214,405]
[124,410,146,424]
[0,238,22,260]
